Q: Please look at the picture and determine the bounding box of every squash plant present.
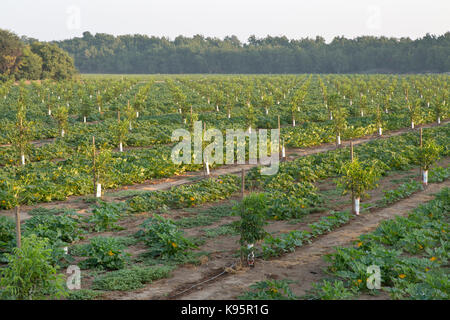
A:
[135,214,196,259]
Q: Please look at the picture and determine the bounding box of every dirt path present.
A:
[0,138,55,148]
[286,120,449,158]
[1,120,447,221]
[103,179,449,300]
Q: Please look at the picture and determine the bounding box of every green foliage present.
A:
[232,193,269,246]
[0,234,68,300]
[428,166,450,183]
[174,204,233,228]
[30,41,77,80]
[416,140,442,170]
[91,265,173,291]
[310,187,450,300]
[331,105,348,136]
[127,175,239,213]
[238,279,297,300]
[53,105,69,135]
[86,201,125,232]
[261,211,351,258]
[0,28,76,80]
[23,212,84,244]
[135,214,196,259]
[305,280,355,300]
[382,180,423,205]
[67,289,103,300]
[78,236,129,270]
[55,32,450,74]
[337,158,381,199]
[0,216,15,262]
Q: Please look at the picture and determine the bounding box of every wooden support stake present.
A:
[277,115,281,152]
[350,141,354,162]
[92,136,96,198]
[241,168,245,200]
[15,205,21,248]
[420,128,423,147]
[350,141,355,214]
[419,128,423,177]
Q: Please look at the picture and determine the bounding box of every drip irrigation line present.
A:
[170,262,237,298]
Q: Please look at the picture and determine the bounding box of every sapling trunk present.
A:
[84,116,87,123]
[216,105,219,112]
[21,154,25,166]
[437,117,441,125]
[292,118,295,127]
[411,121,415,129]
[265,108,268,115]
[378,127,382,136]
[281,144,286,159]
[119,142,123,152]
[61,129,65,137]
[48,109,51,116]
[336,134,341,146]
[136,111,139,118]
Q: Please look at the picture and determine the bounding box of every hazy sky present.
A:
[1,0,449,42]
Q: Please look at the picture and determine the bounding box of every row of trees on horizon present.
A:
[55,31,450,74]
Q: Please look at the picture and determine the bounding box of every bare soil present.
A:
[94,161,449,300]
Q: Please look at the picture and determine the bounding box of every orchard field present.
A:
[0,74,449,300]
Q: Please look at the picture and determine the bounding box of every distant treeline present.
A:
[55,31,450,74]
[0,29,78,81]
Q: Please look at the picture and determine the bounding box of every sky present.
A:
[1,0,449,43]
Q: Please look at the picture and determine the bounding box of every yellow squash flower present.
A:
[399,274,406,279]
